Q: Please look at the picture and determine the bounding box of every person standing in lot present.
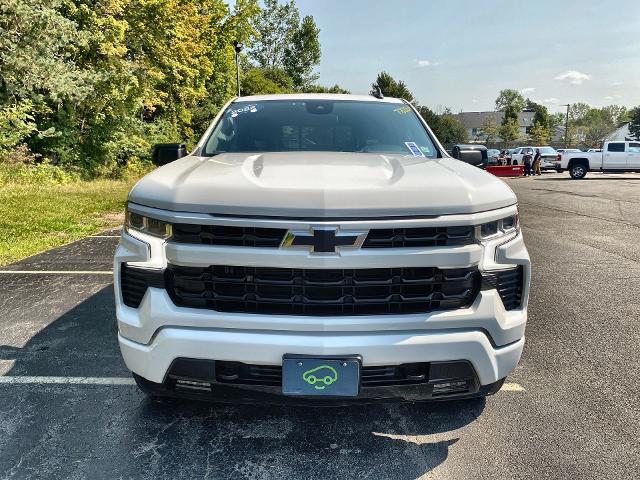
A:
[523,151,532,176]
[533,148,542,176]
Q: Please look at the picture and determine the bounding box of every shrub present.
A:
[0,160,80,186]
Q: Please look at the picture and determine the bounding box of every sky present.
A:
[284,0,640,113]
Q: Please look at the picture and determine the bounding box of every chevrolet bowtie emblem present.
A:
[281,227,367,254]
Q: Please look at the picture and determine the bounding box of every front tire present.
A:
[569,164,588,179]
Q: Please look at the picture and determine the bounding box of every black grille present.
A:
[481,266,524,310]
[210,361,430,387]
[120,264,165,308]
[170,224,476,248]
[362,226,476,248]
[171,224,286,247]
[165,265,481,316]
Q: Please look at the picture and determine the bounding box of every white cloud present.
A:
[554,70,591,85]
[521,87,535,94]
[611,81,623,87]
[414,59,439,67]
[534,98,559,105]
[604,94,622,101]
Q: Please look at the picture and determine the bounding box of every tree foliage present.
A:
[248,0,320,88]
[495,89,525,124]
[566,103,628,148]
[0,0,342,175]
[499,118,520,147]
[479,116,500,143]
[283,15,321,87]
[528,122,550,145]
[629,106,640,141]
[249,0,299,69]
[370,72,415,103]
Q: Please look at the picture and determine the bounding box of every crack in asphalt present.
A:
[519,201,640,229]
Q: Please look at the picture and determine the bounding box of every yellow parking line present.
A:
[501,382,525,392]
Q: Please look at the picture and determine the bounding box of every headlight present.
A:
[477,213,519,241]
[125,210,172,238]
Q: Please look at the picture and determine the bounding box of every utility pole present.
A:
[232,40,243,97]
[562,104,570,148]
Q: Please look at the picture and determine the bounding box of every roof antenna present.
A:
[372,86,384,99]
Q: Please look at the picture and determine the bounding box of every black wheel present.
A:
[569,163,588,179]
[512,160,518,165]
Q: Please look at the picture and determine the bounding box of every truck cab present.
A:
[559,141,640,179]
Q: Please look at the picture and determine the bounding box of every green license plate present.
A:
[282,355,361,397]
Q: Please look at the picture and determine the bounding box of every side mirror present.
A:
[151,143,187,166]
[452,145,488,168]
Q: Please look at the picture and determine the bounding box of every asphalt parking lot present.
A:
[1,171,639,479]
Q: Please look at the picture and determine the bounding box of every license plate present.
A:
[282,355,361,397]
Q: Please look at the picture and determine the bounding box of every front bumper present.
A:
[119,327,524,387]
[114,206,530,401]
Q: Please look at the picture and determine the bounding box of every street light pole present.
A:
[562,103,570,148]
[232,40,243,97]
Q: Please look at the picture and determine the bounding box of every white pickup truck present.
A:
[559,141,640,179]
[115,93,530,404]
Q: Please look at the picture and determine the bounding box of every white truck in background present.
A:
[559,141,640,179]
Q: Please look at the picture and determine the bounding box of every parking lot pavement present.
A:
[1,173,639,479]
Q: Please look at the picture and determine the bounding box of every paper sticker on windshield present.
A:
[229,104,258,118]
[405,142,425,157]
[394,106,412,114]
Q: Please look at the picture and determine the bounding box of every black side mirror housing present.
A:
[451,144,488,168]
[151,143,187,166]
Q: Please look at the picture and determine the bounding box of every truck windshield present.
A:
[203,100,438,157]
[538,147,556,154]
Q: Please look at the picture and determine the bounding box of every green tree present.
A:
[417,106,468,145]
[0,101,38,153]
[479,116,500,144]
[303,84,350,94]
[249,0,299,68]
[569,102,591,123]
[370,72,415,103]
[629,107,640,141]
[437,115,469,145]
[528,122,550,145]
[283,15,321,87]
[241,67,293,95]
[499,117,520,147]
[602,104,629,126]
[495,89,525,124]
[525,99,550,129]
[0,0,94,104]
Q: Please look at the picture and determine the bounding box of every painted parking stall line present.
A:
[0,270,113,275]
[0,376,136,385]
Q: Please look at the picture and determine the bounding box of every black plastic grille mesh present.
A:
[170,224,476,248]
[171,224,286,247]
[207,361,431,387]
[481,266,524,310]
[362,226,475,248]
[165,265,481,316]
[120,264,164,308]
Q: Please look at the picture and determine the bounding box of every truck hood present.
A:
[129,152,517,217]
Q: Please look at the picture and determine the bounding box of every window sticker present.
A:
[394,106,412,114]
[405,141,425,157]
[229,104,258,118]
